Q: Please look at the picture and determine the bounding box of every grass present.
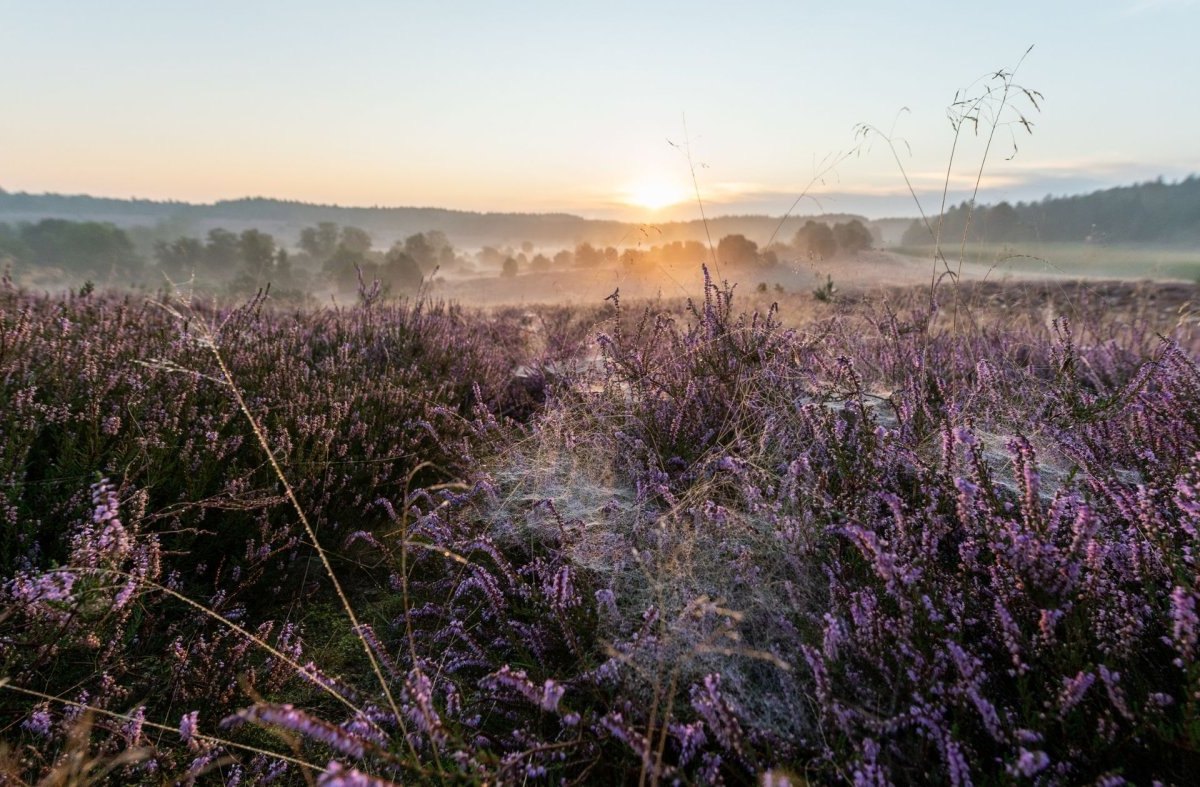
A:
[891,241,1200,282]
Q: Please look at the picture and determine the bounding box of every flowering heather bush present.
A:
[0,286,542,781]
[2,275,1199,784]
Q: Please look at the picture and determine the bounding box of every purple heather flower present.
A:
[101,415,121,436]
[944,739,972,787]
[22,705,53,737]
[700,752,723,785]
[223,704,370,759]
[670,720,707,767]
[317,762,400,787]
[595,588,618,614]
[6,570,76,605]
[1170,586,1197,661]
[1009,748,1050,778]
[691,673,743,754]
[404,669,445,745]
[122,705,146,747]
[544,564,580,611]
[179,711,199,748]
[540,679,565,712]
[761,771,795,787]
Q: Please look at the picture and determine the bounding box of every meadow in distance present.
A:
[1,33,1200,787]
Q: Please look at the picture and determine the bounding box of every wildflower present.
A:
[22,705,52,737]
[595,588,618,614]
[179,711,199,749]
[1058,670,1095,717]
[403,669,445,745]
[540,679,565,712]
[122,705,146,746]
[223,704,371,759]
[6,570,76,605]
[1170,586,1197,662]
[544,564,580,611]
[1008,748,1050,777]
[317,761,400,786]
[691,673,743,754]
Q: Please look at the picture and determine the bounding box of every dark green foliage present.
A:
[716,233,760,268]
[832,219,873,253]
[905,176,1200,245]
[9,219,143,278]
[383,243,424,292]
[299,221,340,261]
[153,235,205,279]
[793,219,836,259]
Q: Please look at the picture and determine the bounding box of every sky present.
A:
[1,0,1198,221]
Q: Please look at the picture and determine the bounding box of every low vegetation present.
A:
[2,269,1198,784]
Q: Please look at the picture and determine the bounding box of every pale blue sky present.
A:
[2,0,1197,219]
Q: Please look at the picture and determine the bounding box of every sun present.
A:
[621,179,689,211]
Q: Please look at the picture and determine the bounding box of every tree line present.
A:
[0,219,144,281]
[0,216,877,291]
[0,218,449,297]
[492,218,873,277]
[154,223,455,297]
[902,176,1200,246]
[0,188,871,248]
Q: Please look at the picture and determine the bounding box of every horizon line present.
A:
[2,172,1197,224]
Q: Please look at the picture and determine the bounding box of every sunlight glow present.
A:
[621,179,690,211]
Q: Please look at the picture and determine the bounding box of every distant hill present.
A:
[902,176,1200,246]
[0,189,865,250]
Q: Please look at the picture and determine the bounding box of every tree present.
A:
[419,231,457,271]
[239,229,276,279]
[477,246,506,267]
[425,230,450,252]
[20,219,143,278]
[530,253,551,272]
[299,222,340,261]
[574,242,602,268]
[552,249,573,267]
[324,246,369,292]
[154,236,205,279]
[274,249,293,286]
[793,221,836,260]
[900,219,930,246]
[383,243,423,293]
[0,222,29,265]
[983,201,1021,240]
[340,226,373,256]
[204,228,241,273]
[501,256,519,277]
[716,234,759,268]
[403,233,437,272]
[832,220,873,255]
[658,240,708,265]
[620,248,646,269]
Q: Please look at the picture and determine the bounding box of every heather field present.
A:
[0,270,1196,786]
